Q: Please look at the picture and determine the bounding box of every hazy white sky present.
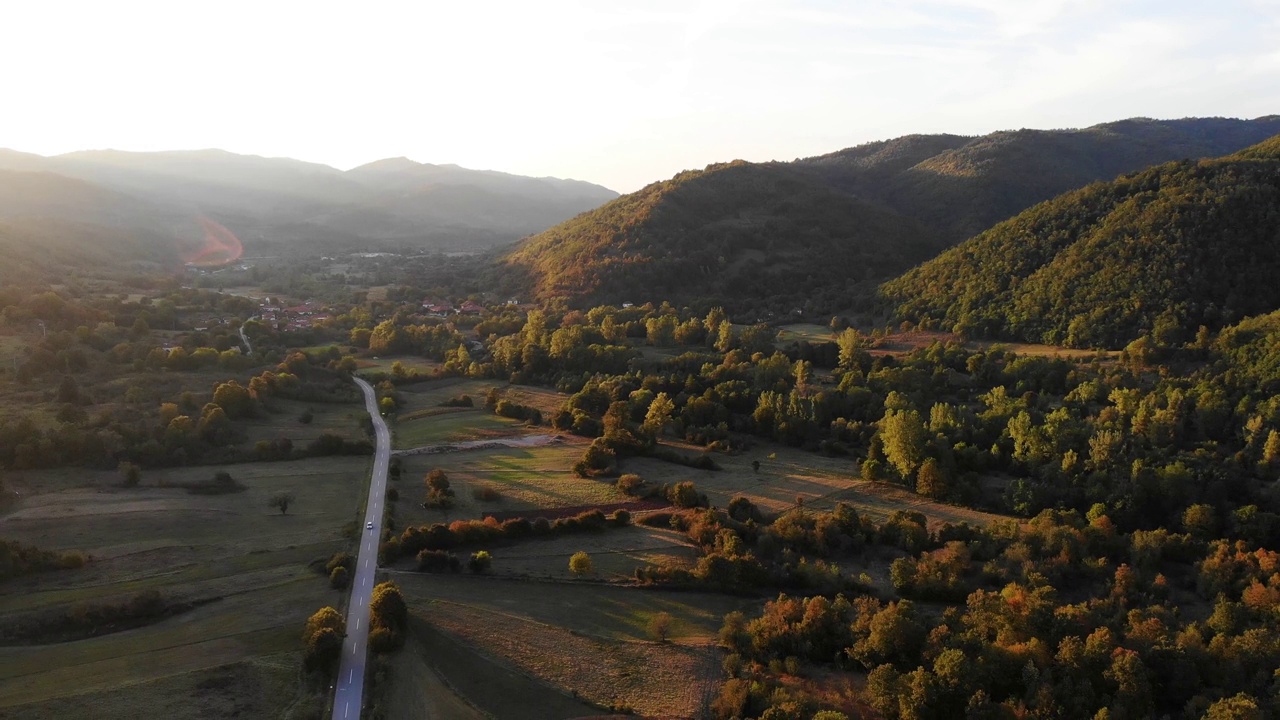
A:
[4,0,1279,192]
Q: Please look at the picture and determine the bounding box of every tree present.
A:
[915,458,948,499]
[1203,693,1263,720]
[269,491,295,515]
[329,565,349,589]
[424,469,454,507]
[425,469,451,495]
[370,580,408,629]
[649,611,673,642]
[468,550,492,573]
[642,392,675,437]
[1261,429,1280,475]
[118,461,141,488]
[302,606,346,673]
[212,380,256,419]
[704,306,728,337]
[569,551,593,577]
[56,375,80,404]
[836,327,866,369]
[715,322,736,353]
[880,409,928,481]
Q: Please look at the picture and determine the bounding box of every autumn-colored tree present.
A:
[569,551,592,577]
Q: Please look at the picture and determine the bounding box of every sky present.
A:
[4,0,1279,193]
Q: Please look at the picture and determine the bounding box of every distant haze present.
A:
[2,1,1278,192]
[0,148,619,258]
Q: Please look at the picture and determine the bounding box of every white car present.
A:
[366,521,374,530]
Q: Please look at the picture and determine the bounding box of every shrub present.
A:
[329,566,350,589]
[416,549,461,573]
[325,552,354,574]
[468,550,492,573]
[616,473,645,495]
[569,551,593,576]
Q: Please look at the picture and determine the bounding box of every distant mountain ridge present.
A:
[793,115,1280,244]
[0,148,619,264]
[502,116,1280,311]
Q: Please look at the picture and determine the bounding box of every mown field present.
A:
[0,456,372,717]
[395,441,623,524]
[390,378,548,449]
[622,439,1007,529]
[388,573,756,720]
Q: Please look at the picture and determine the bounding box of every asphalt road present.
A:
[238,319,254,355]
[332,377,391,720]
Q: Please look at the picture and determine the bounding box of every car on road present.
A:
[366,521,374,530]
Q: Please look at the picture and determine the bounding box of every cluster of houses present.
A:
[259,300,331,332]
[421,299,490,318]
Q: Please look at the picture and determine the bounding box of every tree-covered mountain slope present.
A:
[795,116,1280,244]
[501,160,944,313]
[881,135,1280,348]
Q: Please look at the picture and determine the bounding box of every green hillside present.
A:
[502,160,943,313]
[882,136,1280,348]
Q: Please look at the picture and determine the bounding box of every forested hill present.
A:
[881,135,1280,348]
[501,160,944,314]
[794,116,1280,244]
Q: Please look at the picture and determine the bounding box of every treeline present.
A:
[0,539,86,582]
[0,348,364,471]
[380,508,633,565]
[0,589,191,644]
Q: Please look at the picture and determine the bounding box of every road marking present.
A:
[349,669,353,682]
[356,618,360,630]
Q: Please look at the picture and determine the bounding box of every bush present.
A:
[494,399,542,424]
[569,551,593,577]
[416,549,461,573]
[611,509,632,526]
[440,394,474,408]
[468,550,492,573]
[329,566,350,589]
[325,552,354,574]
[616,473,645,495]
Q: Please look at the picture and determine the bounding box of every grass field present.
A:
[394,441,626,524]
[239,398,367,448]
[466,524,701,582]
[622,439,1009,529]
[355,355,442,376]
[0,456,372,716]
[776,323,835,345]
[391,378,527,449]
[390,573,755,719]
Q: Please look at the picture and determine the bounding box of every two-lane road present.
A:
[332,377,391,720]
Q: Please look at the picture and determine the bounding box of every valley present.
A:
[1,119,1279,720]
